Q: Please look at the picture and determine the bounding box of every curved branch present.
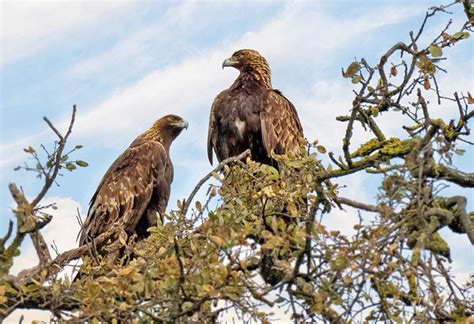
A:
[334,196,381,213]
[31,105,76,207]
[426,163,474,188]
[181,149,251,216]
[16,224,117,282]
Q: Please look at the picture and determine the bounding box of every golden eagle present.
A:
[207,49,306,284]
[79,114,188,255]
[207,49,305,165]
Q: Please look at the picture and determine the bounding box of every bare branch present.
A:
[181,149,251,216]
[31,105,77,207]
[334,196,381,213]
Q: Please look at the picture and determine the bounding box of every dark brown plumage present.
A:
[79,114,188,254]
[208,49,306,285]
[207,49,305,166]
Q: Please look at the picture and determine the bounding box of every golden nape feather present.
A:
[207,49,305,166]
[78,114,188,259]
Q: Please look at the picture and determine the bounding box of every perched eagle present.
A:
[207,49,305,166]
[79,114,188,255]
[207,49,306,284]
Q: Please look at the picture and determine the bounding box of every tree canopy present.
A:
[1,1,473,322]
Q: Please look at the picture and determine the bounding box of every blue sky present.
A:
[1,1,473,321]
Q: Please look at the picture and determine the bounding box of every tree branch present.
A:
[334,196,381,213]
[181,149,251,216]
[16,224,117,281]
[31,105,77,207]
[425,163,474,188]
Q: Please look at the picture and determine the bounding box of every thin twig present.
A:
[181,149,251,216]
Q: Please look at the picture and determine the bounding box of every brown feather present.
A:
[208,50,305,285]
[79,114,187,255]
[208,49,304,165]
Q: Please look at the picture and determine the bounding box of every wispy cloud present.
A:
[64,2,198,80]
[1,1,132,64]
[10,196,82,275]
[0,1,422,172]
[7,197,81,323]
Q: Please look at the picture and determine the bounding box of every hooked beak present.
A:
[181,120,189,130]
[174,119,188,130]
[222,57,239,69]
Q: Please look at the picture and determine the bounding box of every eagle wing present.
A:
[207,91,227,165]
[260,90,304,155]
[79,139,168,246]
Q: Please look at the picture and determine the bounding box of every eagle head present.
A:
[150,114,188,145]
[223,49,270,72]
[222,49,271,87]
[161,114,188,132]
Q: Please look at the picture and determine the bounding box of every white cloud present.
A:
[5,309,52,324]
[233,3,420,65]
[0,1,132,64]
[52,4,423,145]
[0,1,422,172]
[64,2,201,80]
[0,129,49,170]
[10,196,82,275]
[7,196,82,323]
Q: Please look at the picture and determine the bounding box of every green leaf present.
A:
[211,172,222,181]
[267,166,279,179]
[454,148,465,156]
[261,230,273,239]
[182,301,193,311]
[453,31,469,40]
[331,255,347,270]
[23,146,35,154]
[261,241,274,250]
[287,202,298,217]
[316,145,327,154]
[209,235,224,246]
[66,162,76,171]
[342,275,353,286]
[371,106,379,117]
[75,160,89,167]
[429,45,442,58]
[75,145,83,149]
[344,62,360,78]
[351,75,362,84]
[416,55,436,75]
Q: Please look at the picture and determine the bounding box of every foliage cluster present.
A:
[1,1,473,322]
